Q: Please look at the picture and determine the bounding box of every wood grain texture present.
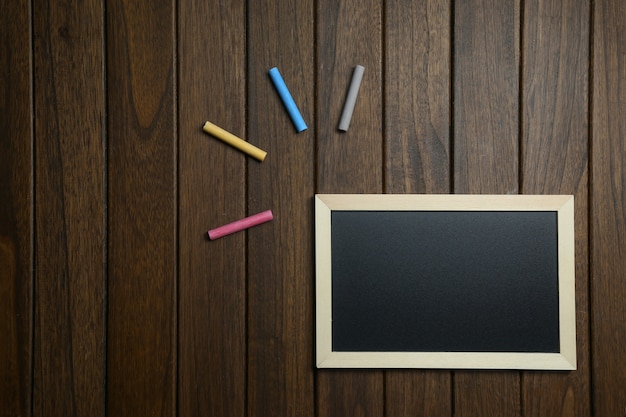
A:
[592,0,626,414]
[453,0,521,415]
[385,0,451,194]
[106,0,176,415]
[316,0,383,194]
[0,1,32,416]
[246,1,316,417]
[5,0,626,415]
[318,371,384,417]
[316,0,384,416]
[454,0,520,195]
[178,0,246,416]
[521,0,591,415]
[384,1,451,415]
[32,0,106,415]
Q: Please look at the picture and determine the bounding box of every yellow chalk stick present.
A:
[202,121,267,162]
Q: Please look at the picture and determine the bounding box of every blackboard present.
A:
[315,194,576,370]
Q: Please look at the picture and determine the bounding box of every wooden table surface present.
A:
[2,0,625,416]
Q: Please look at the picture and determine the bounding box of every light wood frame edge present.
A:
[315,194,576,370]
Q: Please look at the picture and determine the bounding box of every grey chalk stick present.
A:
[338,65,365,132]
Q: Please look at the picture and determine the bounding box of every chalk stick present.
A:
[208,209,274,240]
[203,121,267,162]
[268,67,307,132]
[338,65,365,132]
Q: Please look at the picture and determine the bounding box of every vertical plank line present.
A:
[381,0,387,194]
[313,0,319,196]
[313,0,320,414]
[518,0,525,195]
[244,2,250,417]
[244,0,249,221]
[103,0,110,410]
[101,0,109,414]
[172,0,179,415]
[28,0,36,415]
[587,0,595,414]
[449,0,455,195]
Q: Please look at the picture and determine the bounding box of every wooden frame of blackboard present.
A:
[315,194,576,370]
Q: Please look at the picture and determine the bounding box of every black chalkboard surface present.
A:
[315,194,576,370]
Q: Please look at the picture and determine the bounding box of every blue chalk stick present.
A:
[268,67,307,132]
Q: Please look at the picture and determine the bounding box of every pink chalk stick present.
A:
[208,209,274,240]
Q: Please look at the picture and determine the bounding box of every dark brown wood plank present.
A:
[453,0,521,415]
[385,371,450,417]
[316,0,384,416]
[385,0,451,195]
[521,0,590,415]
[246,1,315,417]
[592,0,626,414]
[454,0,520,195]
[178,1,246,416]
[317,0,383,194]
[318,371,384,417]
[106,0,176,415]
[0,1,32,416]
[384,0,452,415]
[32,0,106,415]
